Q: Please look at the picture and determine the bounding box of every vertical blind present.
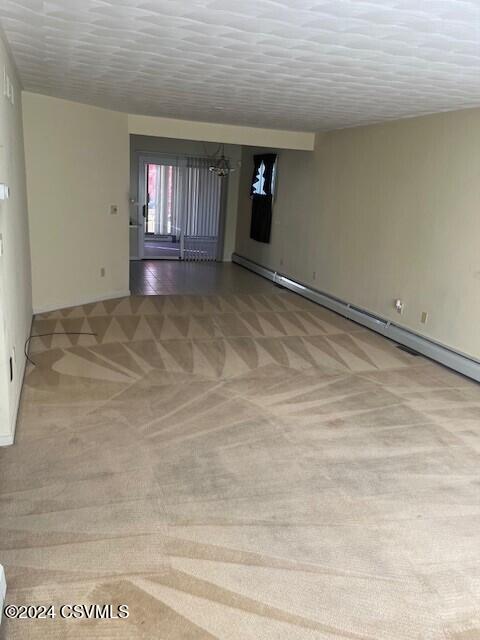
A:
[183,157,223,261]
[149,156,223,261]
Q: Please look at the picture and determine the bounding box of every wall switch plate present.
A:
[109,204,118,215]
[421,311,428,324]
[0,184,9,200]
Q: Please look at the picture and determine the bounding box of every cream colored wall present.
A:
[22,93,312,313]
[128,114,315,150]
[0,34,32,442]
[129,135,241,261]
[22,93,130,312]
[236,109,480,360]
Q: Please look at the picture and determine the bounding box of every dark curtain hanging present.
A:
[250,155,264,197]
[250,153,277,243]
[250,194,273,243]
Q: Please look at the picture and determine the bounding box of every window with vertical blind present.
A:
[183,156,224,261]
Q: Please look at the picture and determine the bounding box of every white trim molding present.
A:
[128,114,315,150]
[0,564,6,623]
[0,432,15,447]
[33,289,131,315]
[232,253,480,382]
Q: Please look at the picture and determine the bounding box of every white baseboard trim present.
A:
[0,564,6,624]
[232,253,480,382]
[33,289,131,315]
[0,432,14,447]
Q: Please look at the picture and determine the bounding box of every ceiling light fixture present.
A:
[208,143,235,178]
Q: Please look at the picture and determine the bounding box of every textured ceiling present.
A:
[1,0,480,131]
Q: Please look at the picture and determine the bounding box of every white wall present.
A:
[129,135,241,261]
[22,92,130,313]
[236,109,480,361]
[0,33,32,443]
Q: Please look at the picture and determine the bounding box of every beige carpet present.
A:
[1,290,480,639]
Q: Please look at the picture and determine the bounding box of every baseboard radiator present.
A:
[232,253,480,383]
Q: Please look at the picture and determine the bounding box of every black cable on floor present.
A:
[24,332,98,367]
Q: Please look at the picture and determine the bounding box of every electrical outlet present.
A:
[421,311,428,324]
[100,267,105,277]
[394,299,404,314]
[109,204,118,215]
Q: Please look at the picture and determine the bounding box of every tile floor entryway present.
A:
[129,260,277,296]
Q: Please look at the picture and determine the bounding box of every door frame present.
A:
[135,150,229,262]
[137,153,181,260]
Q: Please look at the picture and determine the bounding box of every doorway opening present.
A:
[144,163,181,259]
[139,156,226,261]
